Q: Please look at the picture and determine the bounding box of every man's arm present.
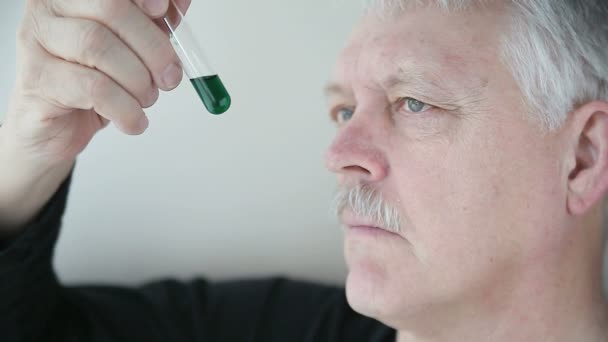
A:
[0,173,72,341]
[0,177,392,341]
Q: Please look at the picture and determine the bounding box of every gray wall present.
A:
[0,1,361,285]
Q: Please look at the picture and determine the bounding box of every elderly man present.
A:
[1,0,607,341]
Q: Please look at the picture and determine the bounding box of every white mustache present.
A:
[332,183,402,234]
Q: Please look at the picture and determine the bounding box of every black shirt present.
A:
[0,175,395,341]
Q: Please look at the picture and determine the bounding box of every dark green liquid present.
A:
[190,75,231,115]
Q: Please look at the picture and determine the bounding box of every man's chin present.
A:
[344,257,431,327]
[344,260,395,320]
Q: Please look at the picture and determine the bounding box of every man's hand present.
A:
[0,0,192,233]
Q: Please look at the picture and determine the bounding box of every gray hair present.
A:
[332,183,402,234]
[365,0,608,131]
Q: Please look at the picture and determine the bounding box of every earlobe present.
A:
[567,168,608,215]
[566,102,608,216]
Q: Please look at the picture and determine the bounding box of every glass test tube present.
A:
[163,2,231,115]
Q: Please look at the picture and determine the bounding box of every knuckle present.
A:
[93,0,125,20]
[87,71,112,100]
[78,22,112,63]
[16,9,43,47]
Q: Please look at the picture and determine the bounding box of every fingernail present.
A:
[162,63,183,89]
[144,0,165,16]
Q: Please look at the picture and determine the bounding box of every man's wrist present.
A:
[0,126,74,235]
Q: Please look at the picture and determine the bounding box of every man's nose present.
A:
[325,121,389,184]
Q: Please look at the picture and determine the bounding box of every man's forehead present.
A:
[329,7,502,96]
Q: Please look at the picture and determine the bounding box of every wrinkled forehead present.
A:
[332,6,506,92]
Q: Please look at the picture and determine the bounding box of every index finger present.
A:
[52,0,183,90]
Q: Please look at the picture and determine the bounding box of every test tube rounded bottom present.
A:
[190,75,231,115]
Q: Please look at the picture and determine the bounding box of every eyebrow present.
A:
[323,83,352,101]
[324,64,457,99]
[324,63,485,109]
[384,64,460,100]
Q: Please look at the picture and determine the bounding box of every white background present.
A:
[0,0,362,285]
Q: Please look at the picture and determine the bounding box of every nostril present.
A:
[343,165,371,176]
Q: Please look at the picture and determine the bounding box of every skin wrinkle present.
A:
[325,2,608,341]
[325,23,493,131]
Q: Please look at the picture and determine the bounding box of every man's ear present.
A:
[567,101,608,215]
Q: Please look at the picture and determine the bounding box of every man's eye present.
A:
[399,98,433,113]
[334,107,354,124]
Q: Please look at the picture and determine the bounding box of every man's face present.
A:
[325,5,570,325]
